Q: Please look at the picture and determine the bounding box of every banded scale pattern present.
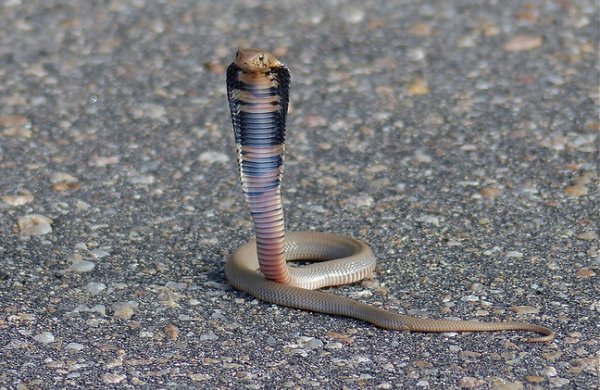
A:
[226,49,292,284]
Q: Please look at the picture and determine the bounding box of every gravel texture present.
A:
[1,1,598,389]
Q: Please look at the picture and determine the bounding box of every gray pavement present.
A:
[1,0,599,388]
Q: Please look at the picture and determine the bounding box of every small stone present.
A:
[65,342,85,351]
[479,218,491,225]
[102,373,126,384]
[326,331,354,345]
[303,115,327,128]
[85,282,106,295]
[341,6,364,23]
[91,305,106,315]
[407,23,432,36]
[50,172,80,192]
[508,306,540,314]
[8,313,36,322]
[203,61,225,74]
[0,114,30,128]
[51,181,80,192]
[90,249,110,259]
[75,200,90,211]
[573,172,594,186]
[490,378,524,390]
[457,376,485,388]
[413,360,433,368]
[525,375,544,383]
[165,281,188,290]
[569,357,599,373]
[502,35,543,51]
[200,331,218,341]
[457,34,477,48]
[542,133,568,150]
[576,231,598,241]
[542,366,557,377]
[542,352,562,361]
[1,190,34,206]
[506,251,523,259]
[325,341,343,350]
[413,149,432,163]
[189,373,211,381]
[352,355,372,365]
[564,185,587,197]
[0,114,31,137]
[164,324,178,341]
[127,175,155,185]
[575,268,596,279]
[501,340,519,350]
[317,176,338,187]
[342,194,374,208]
[299,337,324,350]
[460,351,482,361]
[266,336,277,346]
[112,302,137,320]
[74,242,88,250]
[480,187,501,199]
[132,103,166,120]
[72,304,91,313]
[516,3,539,22]
[69,260,96,273]
[348,290,373,299]
[406,78,430,95]
[546,261,560,270]
[33,332,55,344]
[17,214,52,237]
[481,22,500,36]
[198,151,229,164]
[415,214,439,226]
[548,378,569,387]
[447,240,462,247]
[91,155,120,167]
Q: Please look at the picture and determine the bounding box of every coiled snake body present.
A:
[225,48,554,342]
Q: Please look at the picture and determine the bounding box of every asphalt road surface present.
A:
[1,1,598,388]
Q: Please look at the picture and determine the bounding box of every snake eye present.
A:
[258,54,264,62]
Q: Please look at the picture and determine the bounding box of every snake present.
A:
[224,48,554,342]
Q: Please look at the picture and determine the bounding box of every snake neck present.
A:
[226,49,292,284]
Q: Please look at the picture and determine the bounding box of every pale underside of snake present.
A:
[225,48,554,342]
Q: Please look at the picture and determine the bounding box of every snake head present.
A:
[234,48,283,73]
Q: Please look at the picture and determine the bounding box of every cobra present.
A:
[225,48,554,342]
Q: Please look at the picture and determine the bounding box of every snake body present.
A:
[225,48,554,342]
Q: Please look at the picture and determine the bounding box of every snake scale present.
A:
[225,48,554,342]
